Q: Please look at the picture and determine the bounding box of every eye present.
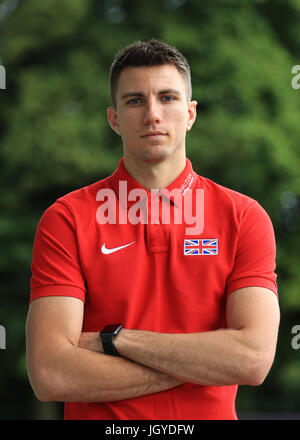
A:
[161,95,176,102]
[127,97,143,105]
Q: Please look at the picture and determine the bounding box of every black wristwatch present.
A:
[100,324,123,356]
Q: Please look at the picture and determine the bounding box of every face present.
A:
[107,64,197,165]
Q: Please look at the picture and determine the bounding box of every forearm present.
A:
[31,343,183,403]
[114,328,267,386]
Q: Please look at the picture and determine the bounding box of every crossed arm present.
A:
[26,287,280,402]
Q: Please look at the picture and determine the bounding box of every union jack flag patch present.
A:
[184,239,218,255]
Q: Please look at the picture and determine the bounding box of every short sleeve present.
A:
[226,200,278,297]
[30,201,86,305]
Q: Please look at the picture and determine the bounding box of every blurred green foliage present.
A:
[0,0,299,419]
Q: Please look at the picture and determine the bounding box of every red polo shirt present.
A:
[30,157,278,420]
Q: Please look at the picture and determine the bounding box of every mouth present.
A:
[141,131,168,139]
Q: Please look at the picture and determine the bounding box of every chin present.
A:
[139,146,174,163]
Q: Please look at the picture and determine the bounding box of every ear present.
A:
[107,106,121,135]
[186,100,197,132]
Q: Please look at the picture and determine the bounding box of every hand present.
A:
[78,331,103,353]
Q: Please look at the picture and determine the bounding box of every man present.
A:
[26,39,280,420]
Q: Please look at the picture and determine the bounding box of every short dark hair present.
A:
[109,39,192,108]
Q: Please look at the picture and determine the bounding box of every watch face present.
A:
[103,324,122,334]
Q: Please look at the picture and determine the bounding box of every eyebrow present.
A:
[120,89,182,100]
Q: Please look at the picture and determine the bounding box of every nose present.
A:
[143,98,161,125]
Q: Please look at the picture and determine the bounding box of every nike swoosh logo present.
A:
[101,241,135,255]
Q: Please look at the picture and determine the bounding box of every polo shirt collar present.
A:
[110,157,197,209]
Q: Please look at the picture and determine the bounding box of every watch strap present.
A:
[101,332,120,356]
[100,324,123,356]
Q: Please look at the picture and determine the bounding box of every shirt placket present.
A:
[146,191,170,254]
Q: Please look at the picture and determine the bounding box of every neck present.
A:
[123,152,186,190]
